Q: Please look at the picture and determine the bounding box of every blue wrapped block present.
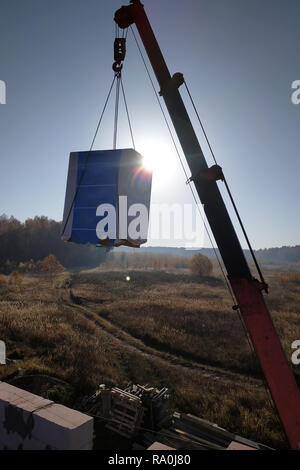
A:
[61,149,152,247]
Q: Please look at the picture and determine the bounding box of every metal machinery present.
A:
[113,0,300,449]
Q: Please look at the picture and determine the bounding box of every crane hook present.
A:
[113,62,123,73]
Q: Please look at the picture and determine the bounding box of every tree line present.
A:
[254,246,300,263]
[0,214,106,272]
[101,251,213,276]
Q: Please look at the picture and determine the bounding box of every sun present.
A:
[139,140,176,182]
[142,154,155,172]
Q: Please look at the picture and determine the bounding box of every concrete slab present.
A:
[0,381,94,450]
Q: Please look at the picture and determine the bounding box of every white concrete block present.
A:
[0,425,57,450]
[33,405,94,450]
[0,381,94,450]
[79,440,93,450]
[0,381,52,422]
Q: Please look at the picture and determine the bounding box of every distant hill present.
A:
[120,245,300,268]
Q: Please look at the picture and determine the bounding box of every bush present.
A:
[41,254,64,274]
[17,259,38,273]
[189,253,213,277]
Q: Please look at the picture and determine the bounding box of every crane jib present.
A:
[114,0,300,450]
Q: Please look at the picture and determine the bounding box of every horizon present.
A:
[1,210,299,253]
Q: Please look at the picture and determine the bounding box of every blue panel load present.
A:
[61,149,152,248]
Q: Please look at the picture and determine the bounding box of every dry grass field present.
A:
[0,267,299,449]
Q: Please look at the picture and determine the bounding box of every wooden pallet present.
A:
[105,388,144,439]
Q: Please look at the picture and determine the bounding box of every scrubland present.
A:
[0,267,299,449]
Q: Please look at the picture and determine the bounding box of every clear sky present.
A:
[0,0,299,249]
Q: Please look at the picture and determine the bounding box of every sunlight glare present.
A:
[139,140,176,184]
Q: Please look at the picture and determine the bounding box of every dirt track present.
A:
[65,296,265,392]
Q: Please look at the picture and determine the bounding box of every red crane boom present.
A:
[114,0,300,449]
